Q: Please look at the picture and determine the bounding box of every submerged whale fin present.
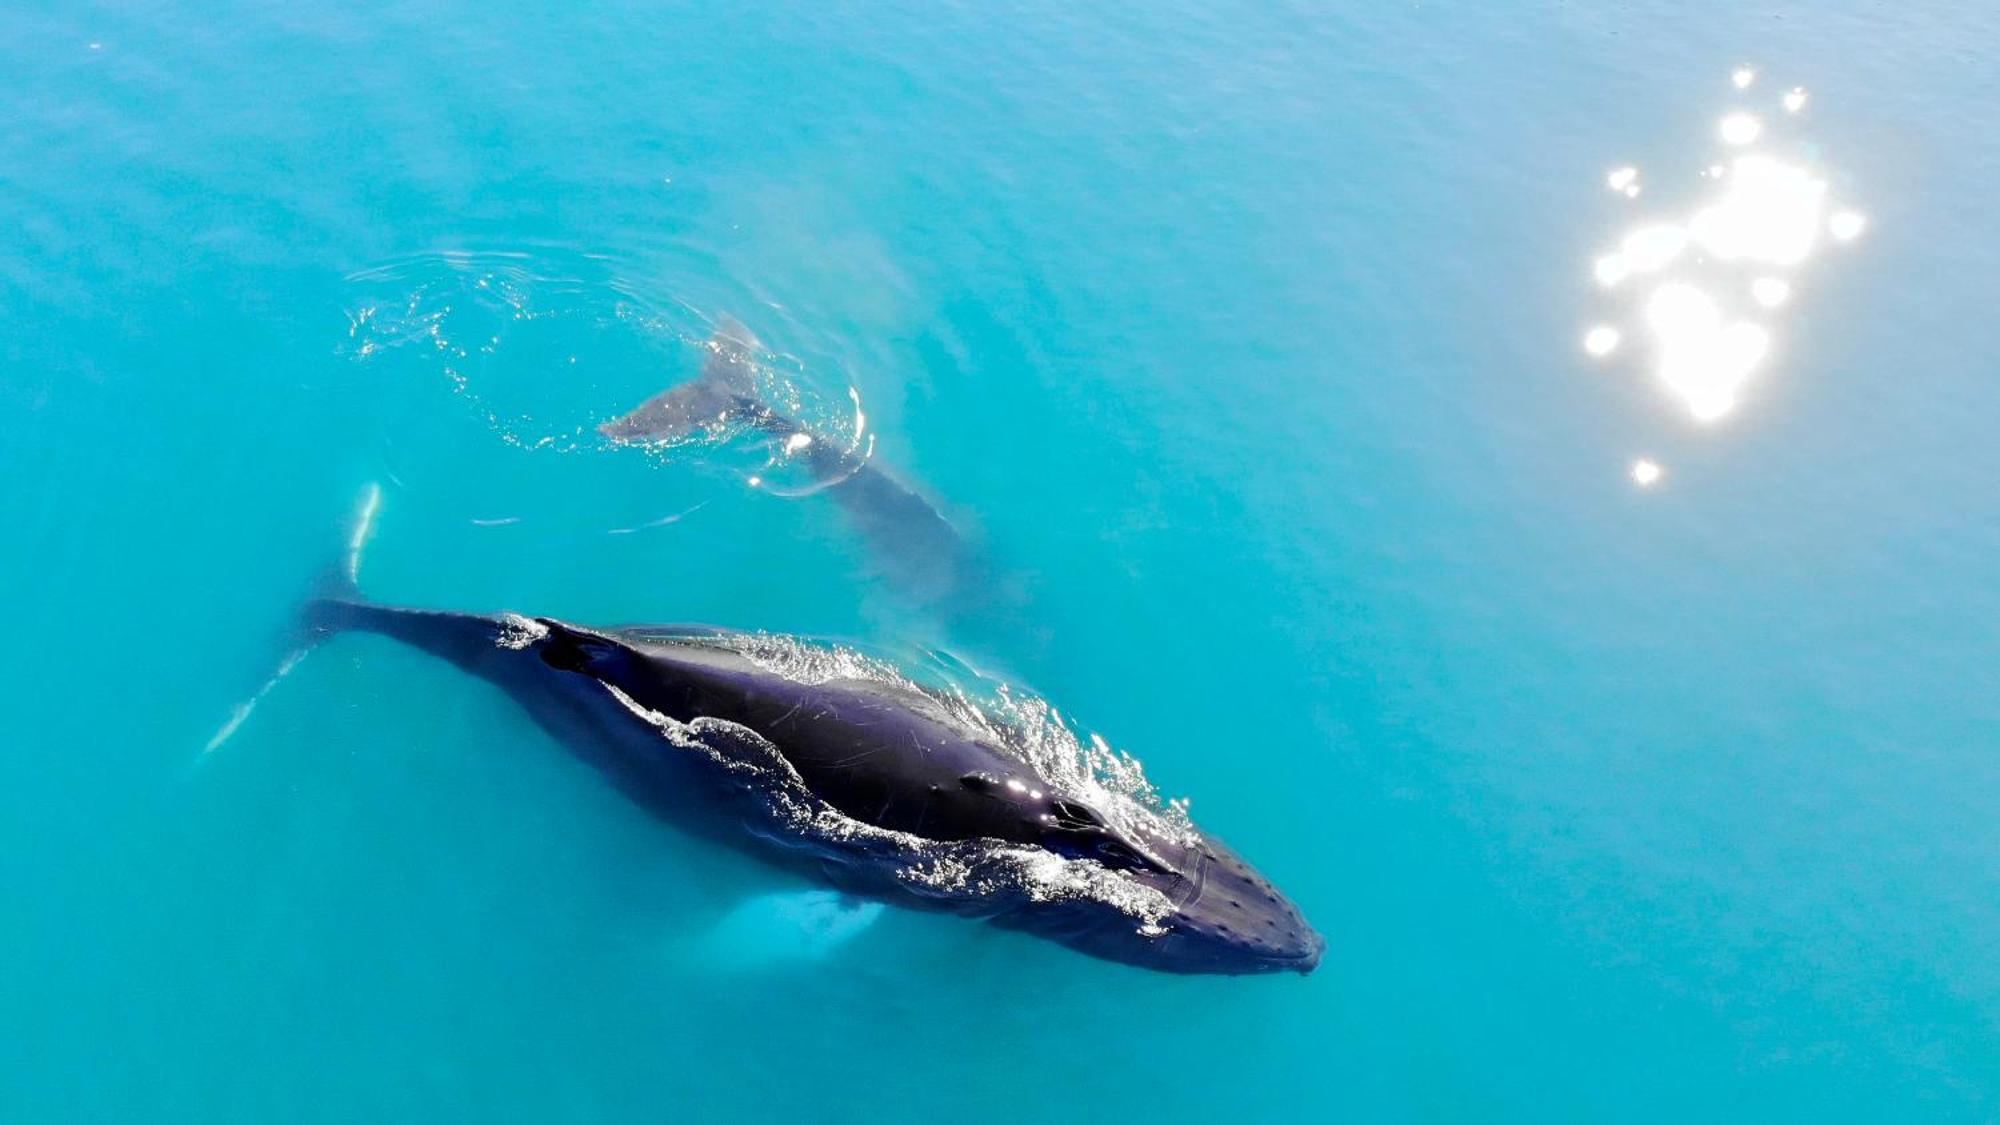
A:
[703,890,887,968]
[600,317,767,444]
[202,483,383,756]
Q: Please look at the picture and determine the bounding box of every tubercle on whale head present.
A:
[1129,832,1324,975]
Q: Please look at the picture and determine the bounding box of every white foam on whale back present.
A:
[596,680,1180,935]
[705,630,1199,849]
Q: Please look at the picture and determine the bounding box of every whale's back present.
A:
[610,630,1087,848]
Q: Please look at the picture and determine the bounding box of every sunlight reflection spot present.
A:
[1751,277,1792,308]
[1719,113,1763,146]
[1579,68,1866,443]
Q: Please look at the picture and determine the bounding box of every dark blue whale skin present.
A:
[306,596,1323,975]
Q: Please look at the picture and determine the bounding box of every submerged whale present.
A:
[301,570,1323,975]
[599,320,975,606]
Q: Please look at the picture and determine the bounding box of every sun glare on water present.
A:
[1582,69,1866,485]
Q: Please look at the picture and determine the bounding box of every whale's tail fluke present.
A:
[599,317,767,444]
[201,482,384,756]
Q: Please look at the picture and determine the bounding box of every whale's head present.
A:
[994,796,1324,976]
[1138,832,1324,975]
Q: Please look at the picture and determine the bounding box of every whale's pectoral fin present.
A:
[600,317,767,444]
[704,889,887,967]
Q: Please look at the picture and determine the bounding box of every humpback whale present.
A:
[298,556,1322,976]
[600,320,975,605]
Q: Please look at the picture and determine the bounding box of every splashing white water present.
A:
[596,675,1180,933]
[695,630,1196,848]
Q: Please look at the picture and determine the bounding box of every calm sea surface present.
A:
[4,2,1997,1120]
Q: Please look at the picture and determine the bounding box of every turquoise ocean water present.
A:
[4,2,1997,1119]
